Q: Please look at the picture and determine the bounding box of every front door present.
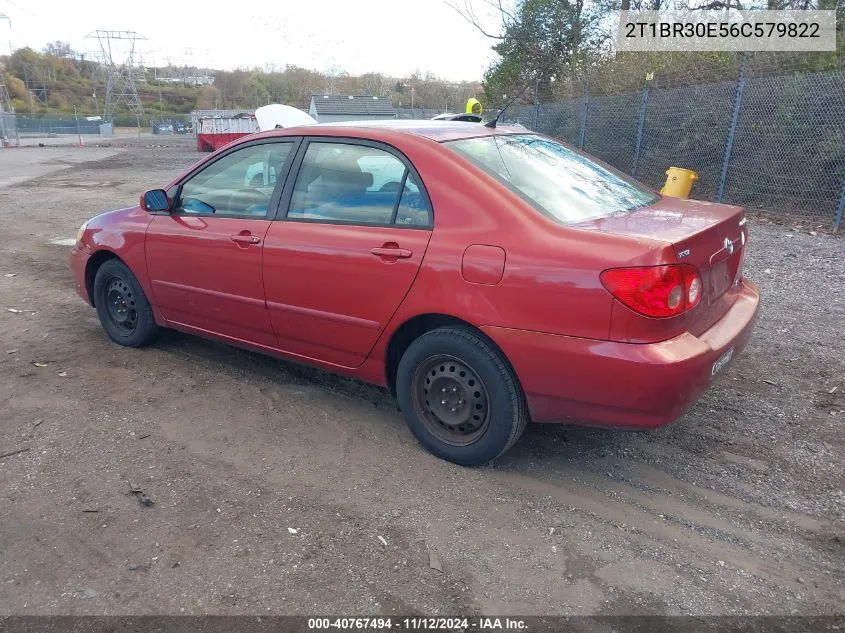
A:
[146,139,298,347]
[262,139,433,368]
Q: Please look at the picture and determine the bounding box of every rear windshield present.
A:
[445,134,658,224]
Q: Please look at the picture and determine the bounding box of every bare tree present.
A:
[323,64,346,95]
[43,41,75,59]
[444,0,514,39]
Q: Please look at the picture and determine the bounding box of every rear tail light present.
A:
[600,264,702,318]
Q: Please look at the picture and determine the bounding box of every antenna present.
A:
[485,82,533,129]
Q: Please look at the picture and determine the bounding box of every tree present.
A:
[360,72,389,96]
[451,0,607,104]
[323,65,347,95]
[43,41,75,59]
[2,73,27,101]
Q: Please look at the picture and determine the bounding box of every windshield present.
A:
[445,134,658,224]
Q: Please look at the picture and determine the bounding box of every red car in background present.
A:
[69,121,760,465]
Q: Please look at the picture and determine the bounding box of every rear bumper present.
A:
[69,245,92,305]
[482,279,760,429]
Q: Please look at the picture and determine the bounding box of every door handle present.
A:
[371,246,412,259]
[230,234,261,244]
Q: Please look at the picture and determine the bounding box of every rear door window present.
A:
[286,142,432,227]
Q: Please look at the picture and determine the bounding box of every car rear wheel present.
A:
[93,259,158,348]
[396,327,528,466]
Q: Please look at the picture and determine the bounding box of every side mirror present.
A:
[141,189,170,212]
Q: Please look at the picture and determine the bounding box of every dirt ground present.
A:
[0,138,842,617]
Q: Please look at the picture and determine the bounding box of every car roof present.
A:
[259,119,531,143]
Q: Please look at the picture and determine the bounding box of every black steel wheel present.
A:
[412,354,490,446]
[93,259,158,348]
[103,277,139,335]
[396,327,528,466]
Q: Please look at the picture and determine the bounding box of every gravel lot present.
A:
[0,139,842,616]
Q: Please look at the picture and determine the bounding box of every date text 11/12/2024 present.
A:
[308,617,528,630]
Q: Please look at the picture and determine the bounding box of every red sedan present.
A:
[70,121,760,465]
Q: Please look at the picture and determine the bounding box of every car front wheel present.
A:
[396,327,528,466]
[93,259,158,348]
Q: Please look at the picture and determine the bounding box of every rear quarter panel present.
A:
[368,132,675,359]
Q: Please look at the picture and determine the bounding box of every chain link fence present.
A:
[502,63,845,230]
[9,113,193,138]
[395,108,444,120]
[14,114,106,136]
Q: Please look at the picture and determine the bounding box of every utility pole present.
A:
[73,105,83,147]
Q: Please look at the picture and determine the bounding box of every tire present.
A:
[396,327,528,466]
[93,259,158,348]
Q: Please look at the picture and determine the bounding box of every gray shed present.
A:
[308,95,395,123]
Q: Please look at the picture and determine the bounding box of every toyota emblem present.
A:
[724,237,735,255]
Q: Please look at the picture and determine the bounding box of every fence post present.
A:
[834,178,845,232]
[578,75,590,150]
[632,85,650,178]
[717,53,747,202]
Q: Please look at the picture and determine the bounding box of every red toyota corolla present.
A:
[69,121,760,465]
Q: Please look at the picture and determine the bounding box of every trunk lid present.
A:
[575,197,747,335]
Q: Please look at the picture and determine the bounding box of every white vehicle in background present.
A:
[244,105,318,188]
[432,98,484,123]
[255,104,317,131]
[431,112,483,122]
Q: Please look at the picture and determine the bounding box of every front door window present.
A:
[177,142,294,218]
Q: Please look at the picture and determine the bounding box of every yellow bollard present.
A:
[660,167,698,199]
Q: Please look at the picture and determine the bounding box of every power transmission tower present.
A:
[85,30,147,121]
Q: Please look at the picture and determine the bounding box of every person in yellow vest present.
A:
[466,98,483,116]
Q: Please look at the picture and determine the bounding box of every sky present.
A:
[0,0,501,81]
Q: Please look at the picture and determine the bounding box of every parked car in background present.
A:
[151,121,174,135]
[152,120,189,135]
[69,120,760,466]
[432,112,483,122]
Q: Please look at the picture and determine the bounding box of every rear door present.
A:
[262,138,433,368]
[146,139,299,346]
